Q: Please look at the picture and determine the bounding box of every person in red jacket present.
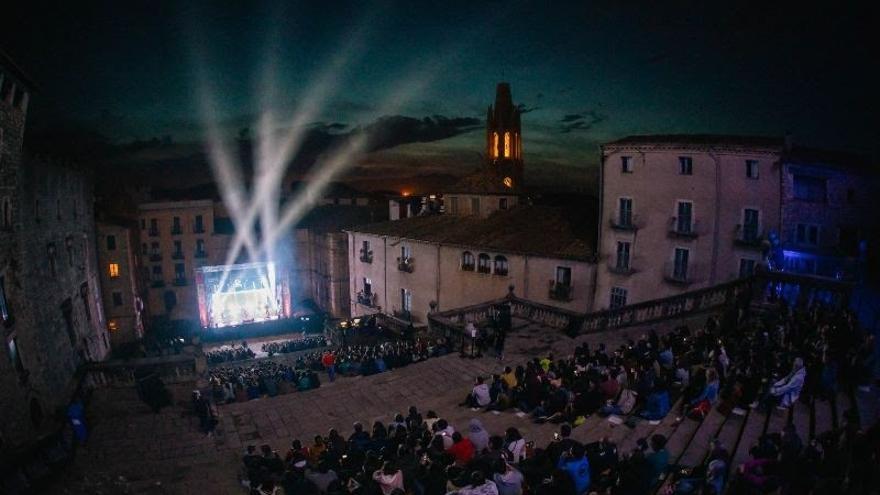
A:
[321,350,336,382]
[447,431,476,465]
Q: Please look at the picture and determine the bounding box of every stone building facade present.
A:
[778,148,876,280]
[595,135,785,309]
[1,51,109,452]
[136,200,227,325]
[96,221,145,348]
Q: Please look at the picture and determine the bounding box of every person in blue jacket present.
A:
[557,443,590,495]
[640,381,671,420]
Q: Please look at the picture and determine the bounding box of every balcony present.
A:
[662,261,702,286]
[607,262,635,276]
[461,263,475,272]
[171,227,182,236]
[148,228,159,237]
[397,256,414,273]
[392,309,413,321]
[357,291,377,307]
[150,280,165,288]
[668,217,699,239]
[359,249,373,263]
[194,250,207,259]
[173,277,187,287]
[548,281,573,301]
[171,251,185,260]
[477,264,491,275]
[149,253,162,262]
[609,214,640,232]
[734,224,765,249]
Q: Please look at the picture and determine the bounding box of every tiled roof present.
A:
[347,205,594,261]
[605,134,784,149]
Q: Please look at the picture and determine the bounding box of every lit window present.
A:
[504,132,511,158]
[503,177,513,188]
[109,263,120,278]
[107,320,118,332]
[492,132,499,158]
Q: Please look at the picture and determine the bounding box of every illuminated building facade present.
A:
[1,51,110,453]
[485,82,524,191]
[96,220,146,347]
[596,135,785,308]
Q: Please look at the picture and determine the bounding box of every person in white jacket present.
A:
[372,461,405,495]
[770,357,806,408]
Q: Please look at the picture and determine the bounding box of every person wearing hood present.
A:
[769,357,806,408]
[468,418,490,453]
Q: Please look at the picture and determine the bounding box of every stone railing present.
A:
[81,350,204,388]
[429,271,855,339]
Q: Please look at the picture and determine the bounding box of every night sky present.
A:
[1,1,875,190]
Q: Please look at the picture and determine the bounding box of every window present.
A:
[618,198,633,227]
[174,263,186,281]
[676,201,693,233]
[499,198,508,210]
[140,218,146,230]
[793,175,827,202]
[109,263,120,278]
[477,253,491,274]
[470,197,480,215]
[112,292,123,306]
[679,156,693,175]
[400,288,412,312]
[401,245,412,260]
[555,266,572,285]
[0,276,10,322]
[47,243,56,277]
[616,241,631,270]
[194,214,204,233]
[1,197,11,230]
[621,156,634,173]
[504,132,511,158]
[746,159,759,179]
[7,337,25,374]
[173,240,183,256]
[61,299,75,346]
[149,218,158,234]
[363,277,372,295]
[494,255,509,276]
[739,259,756,278]
[107,320,118,332]
[106,235,117,251]
[492,132,499,158]
[449,196,459,214]
[196,239,206,256]
[610,287,627,309]
[673,248,690,281]
[461,251,475,271]
[172,216,181,234]
[151,265,162,280]
[796,224,819,245]
[741,209,759,242]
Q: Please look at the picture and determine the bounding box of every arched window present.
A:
[461,251,475,271]
[477,253,491,274]
[504,132,511,158]
[494,255,509,276]
[492,132,499,158]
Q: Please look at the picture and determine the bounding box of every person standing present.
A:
[465,321,478,358]
[494,324,507,361]
[321,350,336,382]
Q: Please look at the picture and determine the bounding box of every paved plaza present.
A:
[54,316,698,494]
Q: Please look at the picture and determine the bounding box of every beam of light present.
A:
[219,23,371,273]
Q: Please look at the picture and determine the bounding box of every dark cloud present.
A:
[559,110,608,134]
[360,115,482,152]
[516,103,541,114]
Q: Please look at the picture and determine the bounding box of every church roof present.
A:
[444,170,521,195]
[346,205,594,261]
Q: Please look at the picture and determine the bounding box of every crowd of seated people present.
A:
[457,294,878,494]
[262,336,328,357]
[206,342,257,364]
[206,337,450,404]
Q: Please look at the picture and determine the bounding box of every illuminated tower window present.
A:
[108,263,120,278]
[492,132,499,158]
[504,132,511,158]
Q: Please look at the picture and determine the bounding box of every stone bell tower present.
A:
[485,82,524,190]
